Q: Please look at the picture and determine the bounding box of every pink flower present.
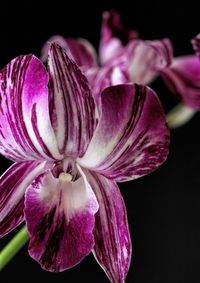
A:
[0,44,169,282]
[41,11,200,128]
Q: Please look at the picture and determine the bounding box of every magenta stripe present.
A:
[85,170,131,283]
[48,44,96,157]
[0,56,45,160]
[0,161,46,237]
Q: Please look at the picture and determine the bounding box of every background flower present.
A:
[41,10,200,129]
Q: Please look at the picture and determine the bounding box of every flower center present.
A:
[53,157,78,181]
[59,172,73,182]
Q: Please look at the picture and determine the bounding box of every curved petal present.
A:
[99,10,138,65]
[0,55,62,162]
[192,33,200,58]
[24,165,99,272]
[0,161,48,237]
[127,38,173,85]
[160,55,200,109]
[41,35,97,70]
[85,169,131,283]
[100,13,173,86]
[47,43,97,157]
[78,84,169,182]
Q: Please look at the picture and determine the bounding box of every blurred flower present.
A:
[41,10,200,128]
[191,33,200,57]
[0,44,169,282]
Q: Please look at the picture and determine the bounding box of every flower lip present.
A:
[25,162,99,272]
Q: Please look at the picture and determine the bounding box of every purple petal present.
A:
[100,13,173,86]
[41,35,97,70]
[85,169,131,283]
[47,44,96,158]
[0,161,48,237]
[78,84,169,182]
[127,38,173,85]
[160,55,200,109]
[0,55,62,162]
[24,165,99,272]
[93,39,171,95]
[192,34,200,58]
[99,10,138,65]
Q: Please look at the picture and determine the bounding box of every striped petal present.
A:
[192,33,200,58]
[85,169,131,283]
[127,38,173,85]
[99,10,138,65]
[47,43,96,157]
[41,36,97,70]
[0,55,62,161]
[0,161,48,237]
[160,55,200,109]
[24,165,98,272]
[78,84,169,182]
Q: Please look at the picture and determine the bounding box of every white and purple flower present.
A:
[0,43,169,282]
[98,10,200,111]
[42,10,200,128]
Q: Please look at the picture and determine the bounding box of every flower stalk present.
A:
[166,103,196,129]
[0,226,29,270]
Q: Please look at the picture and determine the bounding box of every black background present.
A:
[1,1,200,282]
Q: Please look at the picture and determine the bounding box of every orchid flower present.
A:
[41,10,200,129]
[0,43,169,282]
[99,10,200,129]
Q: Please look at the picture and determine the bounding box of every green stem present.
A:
[0,226,29,270]
[166,103,196,129]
